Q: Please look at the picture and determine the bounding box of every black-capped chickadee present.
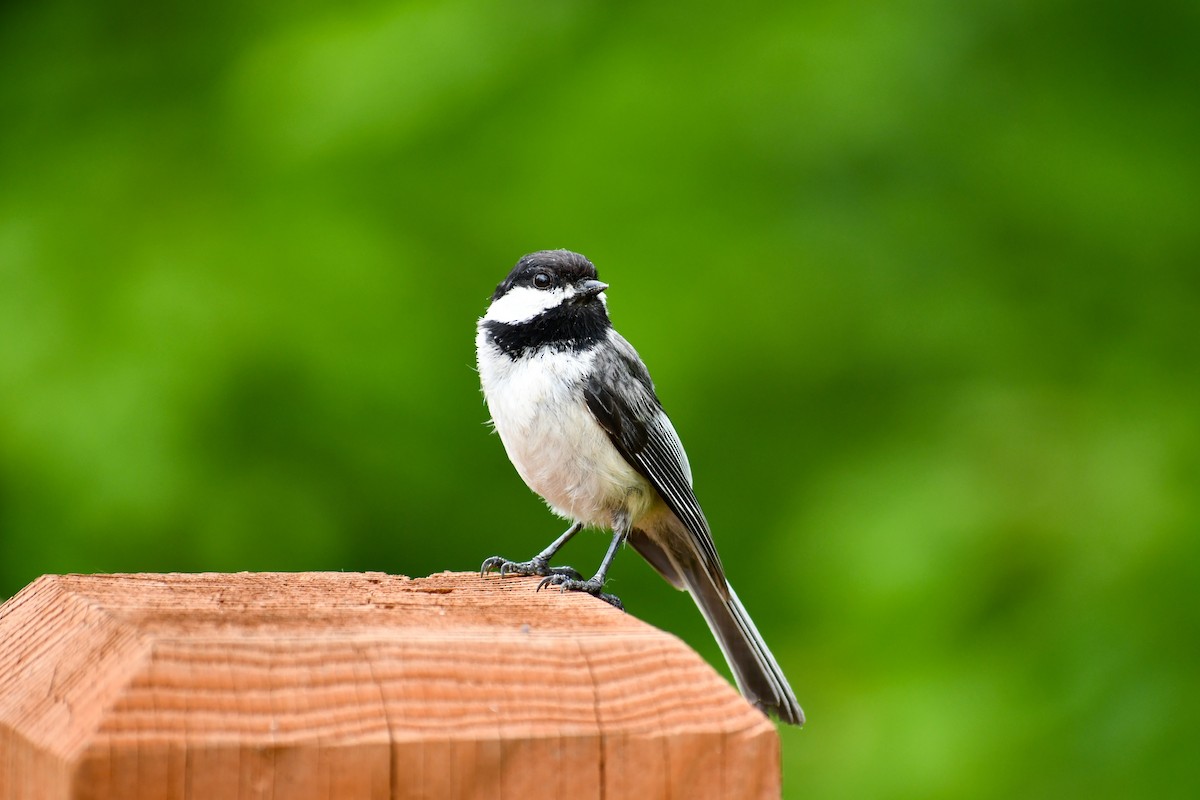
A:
[477,249,804,725]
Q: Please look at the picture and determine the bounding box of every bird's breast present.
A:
[476,332,654,525]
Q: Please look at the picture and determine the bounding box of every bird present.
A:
[476,249,804,725]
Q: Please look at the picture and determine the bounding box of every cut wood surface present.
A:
[0,571,780,799]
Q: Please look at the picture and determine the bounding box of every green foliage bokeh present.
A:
[2,1,1197,796]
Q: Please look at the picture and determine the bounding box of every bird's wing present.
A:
[583,332,727,587]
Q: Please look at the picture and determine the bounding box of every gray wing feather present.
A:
[587,333,803,725]
[583,333,727,587]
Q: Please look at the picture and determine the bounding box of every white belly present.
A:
[476,332,654,527]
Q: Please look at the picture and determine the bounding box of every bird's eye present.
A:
[532,272,553,290]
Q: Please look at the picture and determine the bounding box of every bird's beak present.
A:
[575,279,609,301]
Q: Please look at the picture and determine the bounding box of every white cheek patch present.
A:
[485,285,566,324]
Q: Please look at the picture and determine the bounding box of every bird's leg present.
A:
[537,517,629,610]
[480,522,585,581]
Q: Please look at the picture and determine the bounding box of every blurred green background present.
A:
[2,0,1197,796]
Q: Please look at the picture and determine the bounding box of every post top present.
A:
[0,571,775,757]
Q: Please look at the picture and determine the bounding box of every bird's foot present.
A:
[536,574,624,611]
[480,556,583,581]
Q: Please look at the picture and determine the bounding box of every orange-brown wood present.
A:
[0,571,780,799]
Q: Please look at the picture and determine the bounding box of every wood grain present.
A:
[0,571,780,799]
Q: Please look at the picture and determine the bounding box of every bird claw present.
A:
[480,556,582,581]
[536,574,624,611]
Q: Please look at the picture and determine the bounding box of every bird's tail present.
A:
[681,565,805,726]
[628,526,804,725]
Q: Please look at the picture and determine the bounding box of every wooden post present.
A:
[0,571,780,799]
